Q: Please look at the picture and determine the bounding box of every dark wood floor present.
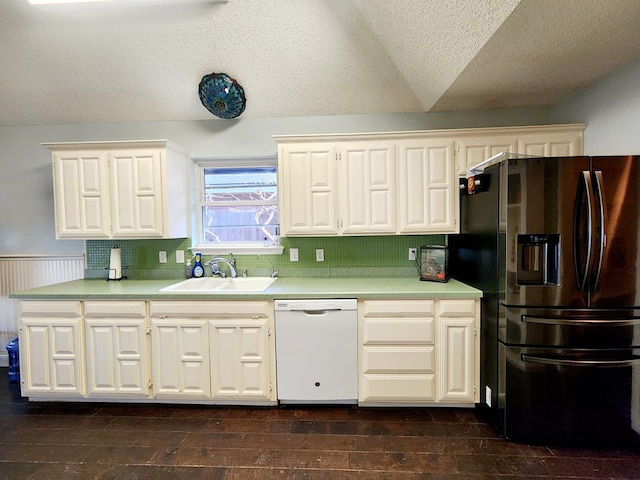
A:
[1,370,639,479]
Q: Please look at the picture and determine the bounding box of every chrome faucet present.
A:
[206,253,237,278]
[257,254,278,278]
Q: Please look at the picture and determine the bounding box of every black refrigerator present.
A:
[449,155,640,445]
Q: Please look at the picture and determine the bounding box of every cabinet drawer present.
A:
[362,346,434,373]
[362,299,434,317]
[84,301,147,318]
[150,300,270,318]
[361,374,436,402]
[362,318,434,344]
[21,300,82,317]
[438,299,477,317]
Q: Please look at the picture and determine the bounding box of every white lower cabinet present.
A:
[209,319,272,400]
[360,300,436,403]
[150,318,211,399]
[359,298,479,405]
[437,299,479,403]
[84,301,150,398]
[18,295,477,407]
[149,301,275,404]
[19,301,85,398]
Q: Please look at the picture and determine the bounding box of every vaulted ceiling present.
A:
[2,0,640,126]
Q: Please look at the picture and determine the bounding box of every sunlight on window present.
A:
[199,165,279,244]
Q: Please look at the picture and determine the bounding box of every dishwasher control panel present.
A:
[274,299,357,311]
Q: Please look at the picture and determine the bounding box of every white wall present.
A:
[551,57,640,155]
[0,109,551,255]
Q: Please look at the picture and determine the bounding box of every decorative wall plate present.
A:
[198,72,246,119]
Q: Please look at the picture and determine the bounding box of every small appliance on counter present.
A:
[419,245,449,282]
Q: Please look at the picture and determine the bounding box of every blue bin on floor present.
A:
[6,337,19,383]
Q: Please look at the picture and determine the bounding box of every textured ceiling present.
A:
[1,0,640,126]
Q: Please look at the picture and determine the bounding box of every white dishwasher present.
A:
[274,299,358,404]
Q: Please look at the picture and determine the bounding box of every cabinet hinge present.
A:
[147,379,153,390]
[146,327,152,335]
[474,327,477,336]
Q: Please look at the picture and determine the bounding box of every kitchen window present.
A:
[194,157,283,254]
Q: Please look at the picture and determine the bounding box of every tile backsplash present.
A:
[86,235,446,279]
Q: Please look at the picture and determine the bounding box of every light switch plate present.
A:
[290,248,299,262]
[175,250,185,263]
[316,248,324,262]
[159,251,167,263]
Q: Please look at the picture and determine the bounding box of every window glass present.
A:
[199,165,279,244]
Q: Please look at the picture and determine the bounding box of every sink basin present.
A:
[160,277,230,292]
[216,277,277,291]
[160,276,276,293]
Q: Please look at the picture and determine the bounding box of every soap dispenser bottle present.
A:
[185,259,193,279]
[192,252,204,278]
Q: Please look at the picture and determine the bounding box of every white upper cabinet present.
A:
[455,124,585,175]
[517,125,584,157]
[276,133,457,236]
[276,125,583,237]
[397,138,457,234]
[455,135,518,176]
[47,140,189,239]
[340,141,396,234]
[278,142,338,236]
[109,149,164,238]
[51,149,111,238]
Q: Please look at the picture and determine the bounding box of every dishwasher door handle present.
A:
[300,309,332,315]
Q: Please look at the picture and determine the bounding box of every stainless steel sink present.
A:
[160,276,276,293]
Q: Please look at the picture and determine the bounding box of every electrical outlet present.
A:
[175,250,185,263]
[290,248,299,262]
[158,251,167,263]
[316,248,324,262]
[408,248,417,261]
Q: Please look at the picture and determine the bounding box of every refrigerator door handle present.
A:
[522,354,640,368]
[573,171,596,292]
[521,314,640,327]
[591,170,606,292]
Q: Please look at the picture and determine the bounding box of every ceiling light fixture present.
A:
[199,72,246,119]
[28,0,227,5]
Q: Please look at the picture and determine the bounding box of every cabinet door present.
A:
[20,317,85,397]
[109,149,164,237]
[518,130,583,157]
[52,150,110,238]
[278,143,338,235]
[437,299,479,403]
[85,318,149,397]
[455,135,518,176]
[439,318,475,402]
[209,319,271,400]
[398,139,457,233]
[150,319,210,399]
[339,141,396,234]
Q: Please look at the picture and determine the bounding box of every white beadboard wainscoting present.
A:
[0,255,84,366]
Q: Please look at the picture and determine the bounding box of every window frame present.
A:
[192,155,283,255]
